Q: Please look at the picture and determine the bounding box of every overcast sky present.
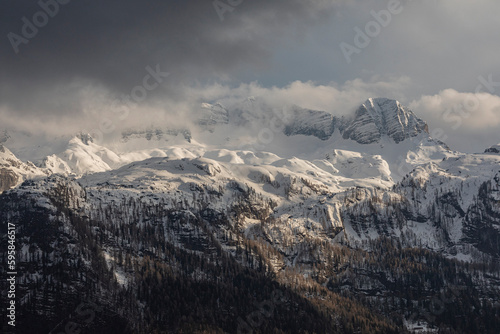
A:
[1,0,499,152]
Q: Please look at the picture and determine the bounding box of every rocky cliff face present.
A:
[2,151,499,333]
[341,156,500,258]
[0,167,18,192]
[463,173,500,255]
[284,107,336,140]
[0,144,47,193]
[342,98,428,144]
[485,143,500,154]
[199,102,229,127]
[280,98,429,144]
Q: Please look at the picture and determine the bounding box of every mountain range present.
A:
[1,98,499,333]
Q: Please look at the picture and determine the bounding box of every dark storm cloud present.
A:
[1,0,498,153]
[0,0,338,116]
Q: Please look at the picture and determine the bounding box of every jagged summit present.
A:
[342,98,428,144]
[485,143,500,154]
[0,97,444,193]
[77,132,94,145]
[281,98,429,144]
[0,143,14,158]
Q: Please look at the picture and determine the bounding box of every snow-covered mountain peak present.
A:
[38,135,123,176]
[0,144,16,160]
[77,132,94,145]
[343,98,428,144]
[0,98,454,192]
[208,97,431,146]
[0,144,41,172]
[0,144,48,192]
[485,143,500,154]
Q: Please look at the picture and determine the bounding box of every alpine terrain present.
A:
[1,98,500,334]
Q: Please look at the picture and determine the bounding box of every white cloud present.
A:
[186,75,412,114]
[1,76,498,153]
[410,89,500,151]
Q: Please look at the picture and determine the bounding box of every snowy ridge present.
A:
[2,97,500,333]
[0,98,466,193]
[0,144,48,192]
[203,97,430,145]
